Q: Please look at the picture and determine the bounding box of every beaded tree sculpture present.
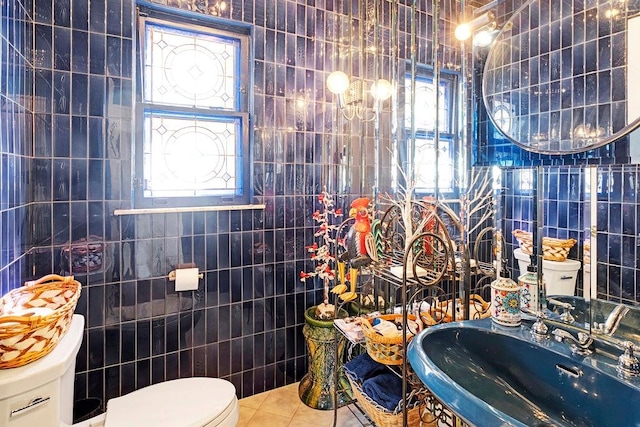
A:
[300,188,343,320]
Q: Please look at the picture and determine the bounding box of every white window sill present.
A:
[113,204,266,216]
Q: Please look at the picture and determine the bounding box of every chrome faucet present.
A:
[617,341,640,377]
[604,304,629,335]
[552,328,594,355]
[547,298,576,324]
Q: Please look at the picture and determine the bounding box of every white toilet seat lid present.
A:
[104,378,236,427]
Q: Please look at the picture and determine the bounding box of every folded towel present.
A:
[344,353,387,383]
[362,372,403,411]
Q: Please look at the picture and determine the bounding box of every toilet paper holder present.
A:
[167,263,203,281]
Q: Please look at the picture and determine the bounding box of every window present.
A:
[405,67,457,193]
[491,99,514,140]
[135,7,251,208]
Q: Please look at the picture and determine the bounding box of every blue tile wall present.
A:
[2,0,464,408]
[593,165,640,304]
[0,0,32,295]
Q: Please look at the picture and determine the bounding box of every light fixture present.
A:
[326,71,350,97]
[455,11,496,42]
[370,79,393,101]
[326,71,392,120]
[473,28,499,47]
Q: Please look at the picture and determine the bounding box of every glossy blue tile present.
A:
[89,33,105,75]
[106,0,121,36]
[88,75,105,116]
[71,0,88,30]
[71,73,88,115]
[53,71,70,113]
[52,114,70,157]
[34,0,52,24]
[71,159,87,200]
[71,30,88,73]
[89,0,105,33]
[53,0,70,26]
[34,24,52,68]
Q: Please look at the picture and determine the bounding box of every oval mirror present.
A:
[483,0,640,154]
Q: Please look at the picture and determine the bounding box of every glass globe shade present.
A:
[326,71,350,95]
[455,23,472,41]
[473,29,494,47]
[370,79,392,101]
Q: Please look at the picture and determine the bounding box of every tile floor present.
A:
[238,382,370,427]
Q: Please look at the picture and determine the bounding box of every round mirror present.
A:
[483,0,640,154]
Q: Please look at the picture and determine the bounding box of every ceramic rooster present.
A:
[332,197,377,302]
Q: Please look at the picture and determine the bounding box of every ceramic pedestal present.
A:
[298,307,351,410]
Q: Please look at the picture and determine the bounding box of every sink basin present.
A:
[407,319,640,427]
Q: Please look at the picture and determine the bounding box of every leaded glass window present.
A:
[404,77,451,133]
[405,69,457,193]
[412,135,455,192]
[143,22,239,110]
[135,8,251,207]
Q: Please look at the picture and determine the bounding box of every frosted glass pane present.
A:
[414,137,453,192]
[144,23,238,110]
[405,79,448,132]
[143,113,240,198]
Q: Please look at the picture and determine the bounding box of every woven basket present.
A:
[0,274,82,369]
[512,229,577,262]
[346,373,435,427]
[62,235,105,273]
[361,314,420,366]
[436,294,491,321]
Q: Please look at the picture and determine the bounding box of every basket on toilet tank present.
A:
[0,274,81,369]
[513,248,581,296]
[512,229,577,262]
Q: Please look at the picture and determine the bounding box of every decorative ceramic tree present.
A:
[300,188,343,319]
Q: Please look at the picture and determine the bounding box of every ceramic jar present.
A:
[519,267,541,312]
[491,275,522,326]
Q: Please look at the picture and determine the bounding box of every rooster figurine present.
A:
[332,197,377,302]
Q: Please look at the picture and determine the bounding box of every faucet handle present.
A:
[530,311,549,339]
[617,341,640,377]
[547,298,575,324]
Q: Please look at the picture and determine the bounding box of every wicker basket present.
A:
[512,229,577,262]
[361,314,420,366]
[346,373,435,427]
[0,274,82,369]
[61,235,105,273]
[436,294,491,321]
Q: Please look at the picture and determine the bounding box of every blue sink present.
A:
[408,319,640,427]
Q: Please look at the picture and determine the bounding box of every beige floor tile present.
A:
[259,389,301,418]
[245,410,292,427]
[336,406,371,427]
[239,382,365,427]
[239,390,270,410]
[279,382,301,397]
[334,414,369,427]
[290,403,335,426]
[237,406,256,427]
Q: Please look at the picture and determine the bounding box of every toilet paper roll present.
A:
[174,267,200,291]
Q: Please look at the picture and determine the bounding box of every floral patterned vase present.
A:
[491,276,522,326]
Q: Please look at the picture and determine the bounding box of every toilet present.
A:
[0,315,239,427]
[513,247,582,296]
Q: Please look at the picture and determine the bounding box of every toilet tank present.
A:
[514,248,581,295]
[0,315,84,427]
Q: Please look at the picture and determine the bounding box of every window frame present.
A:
[404,65,459,195]
[134,5,252,209]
